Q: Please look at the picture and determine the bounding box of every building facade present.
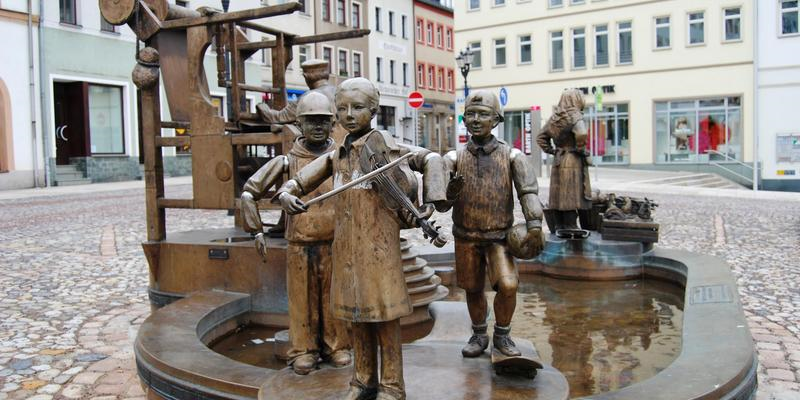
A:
[455,0,755,185]
[0,1,43,190]
[414,0,456,153]
[369,0,416,144]
[313,0,370,88]
[757,0,800,191]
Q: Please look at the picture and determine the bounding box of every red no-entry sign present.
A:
[407,91,424,109]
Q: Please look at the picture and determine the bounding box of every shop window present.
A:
[88,84,124,154]
[655,97,742,164]
[550,31,564,71]
[584,104,630,164]
[377,106,396,135]
[724,8,741,41]
[655,16,670,48]
[594,24,608,66]
[494,38,506,67]
[60,0,77,25]
[503,111,527,151]
[617,22,633,64]
[781,0,799,35]
[688,12,705,45]
[572,28,585,68]
[469,42,482,68]
[351,2,361,28]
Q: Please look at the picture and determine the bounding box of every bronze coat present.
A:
[279,130,446,322]
[537,120,592,210]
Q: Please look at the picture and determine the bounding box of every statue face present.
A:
[298,115,333,146]
[464,105,498,138]
[335,90,375,135]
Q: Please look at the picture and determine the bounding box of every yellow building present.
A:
[455,0,754,182]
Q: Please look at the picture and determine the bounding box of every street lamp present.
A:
[455,47,474,98]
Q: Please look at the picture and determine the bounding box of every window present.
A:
[403,62,409,86]
[402,15,408,39]
[88,85,124,154]
[338,49,349,76]
[389,11,395,35]
[724,7,741,41]
[494,38,506,66]
[517,35,532,64]
[376,57,383,81]
[390,60,396,84]
[176,0,188,6]
[436,25,444,48]
[297,0,308,14]
[417,63,425,87]
[60,0,77,25]
[298,45,309,66]
[427,65,435,89]
[262,38,272,66]
[438,67,445,90]
[688,12,705,45]
[593,24,609,66]
[322,0,331,21]
[583,104,630,164]
[101,16,116,33]
[572,28,585,68]
[655,16,670,48]
[655,97,743,163]
[375,7,382,31]
[337,0,346,25]
[416,18,424,43]
[468,0,480,11]
[427,22,434,45]
[447,69,455,92]
[618,22,633,64]
[446,28,453,50]
[352,2,361,28]
[377,106,396,135]
[571,0,584,4]
[469,41,482,68]
[549,0,563,7]
[494,0,506,6]
[353,52,362,77]
[322,46,333,74]
[550,31,564,71]
[782,0,799,35]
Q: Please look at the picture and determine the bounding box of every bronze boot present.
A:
[343,385,378,400]
[290,353,317,375]
[493,325,521,357]
[461,324,490,357]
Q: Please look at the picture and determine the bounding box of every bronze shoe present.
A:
[327,349,353,368]
[461,333,490,357]
[290,353,317,375]
[343,385,378,400]
[493,325,522,357]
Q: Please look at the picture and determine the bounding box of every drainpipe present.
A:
[37,0,50,187]
[752,2,759,191]
[27,0,41,187]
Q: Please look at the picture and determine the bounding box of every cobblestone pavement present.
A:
[0,182,799,400]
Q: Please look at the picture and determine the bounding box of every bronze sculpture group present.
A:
[244,68,593,398]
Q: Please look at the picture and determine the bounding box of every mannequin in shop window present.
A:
[672,117,692,151]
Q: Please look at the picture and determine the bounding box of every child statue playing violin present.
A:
[275,78,448,400]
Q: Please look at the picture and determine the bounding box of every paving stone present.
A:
[72,372,103,385]
[74,353,107,363]
[36,384,60,394]
[59,384,85,399]
[768,369,798,382]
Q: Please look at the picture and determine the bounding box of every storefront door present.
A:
[53,82,89,165]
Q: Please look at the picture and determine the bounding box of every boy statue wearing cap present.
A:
[241,91,351,375]
[442,90,544,358]
[275,78,447,400]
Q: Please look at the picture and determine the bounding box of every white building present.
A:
[757,0,800,191]
[455,0,755,186]
[0,0,44,190]
[369,0,417,144]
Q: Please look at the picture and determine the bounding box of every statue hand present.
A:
[278,193,307,215]
[446,173,464,201]
[254,233,269,262]
[526,226,546,256]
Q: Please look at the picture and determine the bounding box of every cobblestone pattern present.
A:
[0,185,798,399]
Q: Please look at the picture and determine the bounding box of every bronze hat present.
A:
[465,90,504,122]
[301,59,329,74]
